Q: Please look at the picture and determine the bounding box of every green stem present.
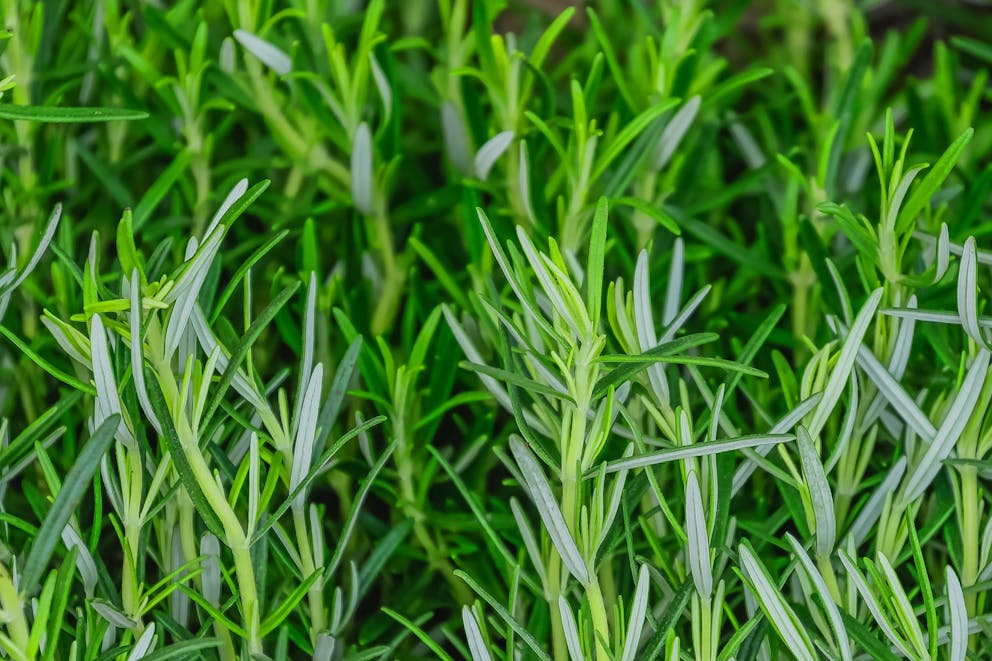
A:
[246,63,309,161]
[293,509,326,639]
[585,579,611,661]
[7,7,37,218]
[699,595,713,661]
[171,379,263,652]
[178,496,197,570]
[214,622,237,661]
[191,152,211,237]
[561,475,579,538]
[960,467,979,618]
[231,539,263,654]
[599,565,617,626]
[369,211,404,336]
[286,165,304,199]
[122,447,145,632]
[631,175,657,249]
[817,0,853,71]
[789,255,815,354]
[546,554,567,661]
[817,554,842,604]
[0,563,29,652]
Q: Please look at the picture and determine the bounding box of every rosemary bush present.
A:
[1,0,992,659]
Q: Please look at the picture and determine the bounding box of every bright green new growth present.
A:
[0,0,991,659]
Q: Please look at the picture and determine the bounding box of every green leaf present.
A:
[901,348,989,505]
[409,236,470,310]
[529,7,575,70]
[721,303,786,405]
[40,547,78,661]
[796,427,836,556]
[738,541,816,661]
[586,197,609,326]
[200,179,270,236]
[200,280,301,434]
[818,202,879,268]
[614,197,681,236]
[340,647,391,661]
[476,208,558,341]
[357,519,413,600]
[324,437,393,579]
[116,210,143,283]
[684,471,712,599]
[73,139,133,209]
[0,326,96,395]
[905,516,938,659]
[426,445,538,593]
[251,416,386,547]
[642,578,693,659]
[20,415,118,592]
[414,391,493,431]
[593,100,678,181]
[837,609,900,661]
[716,619,761,661]
[896,128,974,231]
[833,41,872,130]
[175,584,247,638]
[808,288,882,440]
[839,552,915,657]
[315,336,364,449]
[601,115,667,199]
[208,230,289,323]
[138,639,221,661]
[704,67,774,108]
[522,114,567,168]
[454,570,552,661]
[382,608,455,661]
[509,437,588,584]
[0,105,149,122]
[0,392,83,471]
[951,35,992,66]
[945,567,968,661]
[663,205,786,279]
[585,8,635,112]
[301,217,320,274]
[132,151,191,230]
[592,332,718,397]
[461,361,575,404]
[260,568,323,635]
[472,0,497,79]
[595,352,766,373]
[784,535,852,661]
[602,434,793,475]
[27,560,56,657]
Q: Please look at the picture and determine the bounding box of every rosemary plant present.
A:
[0,1,990,659]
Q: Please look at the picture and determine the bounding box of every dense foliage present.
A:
[1,1,992,659]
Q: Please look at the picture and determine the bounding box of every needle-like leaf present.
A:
[21,415,118,593]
